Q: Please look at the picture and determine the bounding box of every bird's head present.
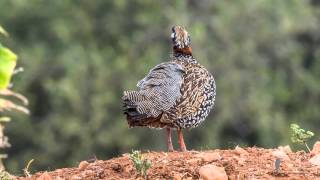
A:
[171,26,192,56]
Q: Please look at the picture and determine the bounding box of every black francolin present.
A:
[122,26,216,151]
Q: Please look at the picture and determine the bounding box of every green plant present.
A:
[0,26,28,113]
[0,170,12,180]
[0,25,28,170]
[290,123,314,152]
[129,150,151,179]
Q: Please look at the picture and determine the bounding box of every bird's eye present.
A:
[172,26,175,32]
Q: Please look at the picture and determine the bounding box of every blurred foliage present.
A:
[0,25,29,173]
[0,26,9,37]
[0,0,319,173]
[0,170,12,180]
[0,25,28,173]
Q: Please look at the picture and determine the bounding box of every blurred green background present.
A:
[0,0,319,174]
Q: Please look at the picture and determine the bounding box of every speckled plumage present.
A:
[122,26,216,131]
[165,55,216,129]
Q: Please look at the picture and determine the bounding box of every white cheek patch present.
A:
[171,33,175,39]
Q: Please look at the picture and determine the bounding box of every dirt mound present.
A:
[15,147,320,180]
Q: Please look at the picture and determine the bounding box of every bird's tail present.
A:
[122,91,149,127]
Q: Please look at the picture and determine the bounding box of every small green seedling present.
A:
[0,170,12,180]
[290,123,314,152]
[129,150,151,179]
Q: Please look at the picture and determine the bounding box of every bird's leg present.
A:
[166,128,174,152]
[178,129,187,152]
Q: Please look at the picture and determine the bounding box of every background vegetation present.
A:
[0,0,319,174]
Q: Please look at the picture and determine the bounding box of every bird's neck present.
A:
[173,46,193,57]
[172,47,197,64]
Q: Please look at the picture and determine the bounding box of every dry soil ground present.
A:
[15,146,320,180]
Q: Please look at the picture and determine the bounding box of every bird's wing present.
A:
[135,62,184,118]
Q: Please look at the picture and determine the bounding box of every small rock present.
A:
[277,145,292,154]
[287,163,294,168]
[186,158,201,164]
[71,175,82,180]
[309,154,320,166]
[272,150,290,161]
[38,172,53,180]
[55,169,64,174]
[122,153,130,158]
[311,141,320,155]
[173,173,182,180]
[195,152,221,162]
[111,163,122,172]
[248,168,255,172]
[199,164,228,180]
[234,146,248,156]
[234,156,246,166]
[80,169,94,177]
[162,159,168,163]
[78,161,89,171]
[54,177,65,180]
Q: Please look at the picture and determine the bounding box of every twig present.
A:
[304,142,311,153]
[23,159,34,177]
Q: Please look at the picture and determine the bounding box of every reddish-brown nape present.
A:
[173,46,193,56]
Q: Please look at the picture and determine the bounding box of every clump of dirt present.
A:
[15,147,320,180]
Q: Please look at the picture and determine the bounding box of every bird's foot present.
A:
[178,129,187,152]
[166,128,174,152]
[180,146,187,152]
[168,147,174,152]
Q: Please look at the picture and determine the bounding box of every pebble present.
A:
[173,173,182,180]
[78,161,89,171]
[195,152,221,162]
[272,150,290,161]
[37,172,52,180]
[71,175,82,180]
[234,146,248,156]
[309,154,320,166]
[186,158,201,164]
[199,164,228,180]
[234,156,246,166]
[311,141,320,155]
[277,145,292,154]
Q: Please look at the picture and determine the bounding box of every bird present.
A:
[122,25,216,152]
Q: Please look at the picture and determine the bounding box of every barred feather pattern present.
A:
[123,54,216,129]
[122,62,184,127]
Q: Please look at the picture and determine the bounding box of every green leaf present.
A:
[0,26,9,37]
[0,117,11,122]
[0,45,17,89]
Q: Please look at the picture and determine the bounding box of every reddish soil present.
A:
[15,147,320,180]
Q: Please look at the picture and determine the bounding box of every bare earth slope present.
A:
[15,147,320,180]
